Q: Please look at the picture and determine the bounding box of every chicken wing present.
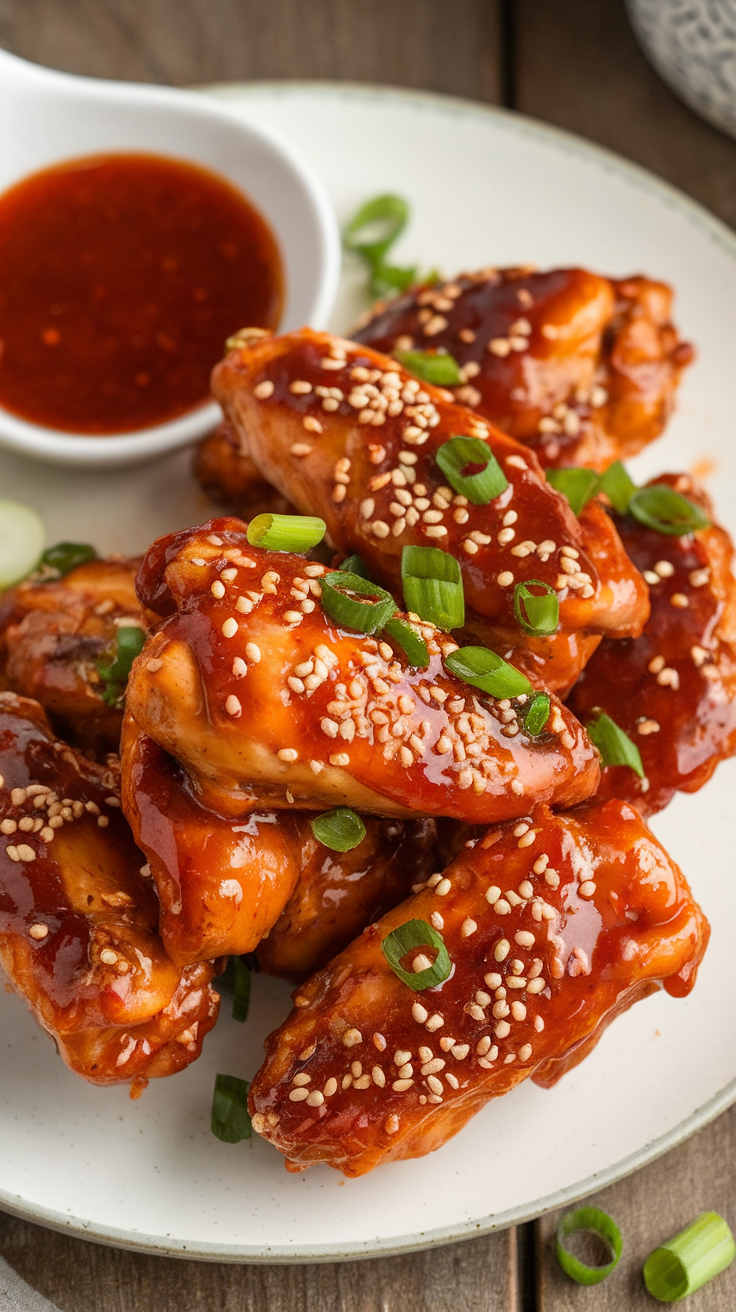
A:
[210,328,649,692]
[248,797,708,1176]
[124,517,599,834]
[0,554,151,755]
[568,474,736,814]
[193,420,293,518]
[0,692,219,1090]
[352,268,693,470]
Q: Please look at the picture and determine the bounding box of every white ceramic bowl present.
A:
[626,0,736,142]
[0,50,340,468]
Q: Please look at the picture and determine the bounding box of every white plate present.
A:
[1,82,736,1264]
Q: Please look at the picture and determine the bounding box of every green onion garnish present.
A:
[320,570,397,634]
[40,541,98,579]
[340,553,371,579]
[598,460,636,515]
[211,1073,252,1143]
[394,350,463,386]
[628,485,711,537]
[643,1212,736,1302]
[0,500,45,589]
[232,957,251,1023]
[344,194,409,267]
[311,808,367,852]
[435,436,509,506]
[401,545,465,630]
[546,467,601,516]
[246,513,326,553]
[381,919,452,991]
[512,579,559,636]
[445,645,532,699]
[524,692,551,736]
[97,625,146,708]
[383,616,430,668]
[555,1207,623,1285]
[586,710,644,778]
[370,263,418,298]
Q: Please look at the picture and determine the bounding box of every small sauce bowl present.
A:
[0,49,340,469]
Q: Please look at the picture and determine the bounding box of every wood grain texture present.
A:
[514,0,736,229]
[0,1212,518,1312]
[0,0,502,101]
[537,1103,736,1309]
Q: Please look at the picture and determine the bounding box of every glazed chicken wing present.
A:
[123,517,599,833]
[248,798,708,1176]
[352,268,693,470]
[210,328,648,692]
[0,693,219,1089]
[0,554,151,755]
[568,474,736,814]
[194,420,293,519]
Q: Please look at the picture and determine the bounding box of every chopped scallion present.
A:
[599,460,636,515]
[232,957,251,1023]
[0,500,45,589]
[383,616,430,668]
[546,467,601,516]
[586,711,644,778]
[555,1206,623,1285]
[512,579,559,636]
[628,485,710,536]
[246,513,326,553]
[381,918,452,990]
[311,808,367,853]
[435,436,508,505]
[340,553,371,579]
[370,262,418,298]
[524,692,551,736]
[401,545,465,630]
[394,349,463,386]
[643,1211,735,1302]
[40,541,98,579]
[320,570,397,634]
[211,1073,252,1143]
[97,625,146,708]
[344,194,409,268]
[444,645,532,699]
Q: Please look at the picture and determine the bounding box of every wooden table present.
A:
[2,2,736,1307]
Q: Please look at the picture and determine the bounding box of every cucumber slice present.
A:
[0,500,46,589]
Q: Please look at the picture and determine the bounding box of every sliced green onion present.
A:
[383,616,430,668]
[97,624,146,708]
[344,194,409,267]
[628,485,710,536]
[435,436,508,505]
[512,579,559,636]
[341,553,371,579]
[555,1206,623,1285]
[39,541,98,579]
[0,500,45,589]
[381,918,452,991]
[394,349,463,386]
[211,1073,252,1143]
[524,692,551,736]
[247,513,326,553]
[546,467,601,516]
[370,262,418,298]
[401,545,465,630]
[445,645,532,699]
[599,460,637,515]
[311,808,367,852]
[232,957,251,1023]
[643,1212,735,1302]
[320,570,397,634]
[586,710,644,778]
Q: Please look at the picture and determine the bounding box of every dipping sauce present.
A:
[0,153,283,434]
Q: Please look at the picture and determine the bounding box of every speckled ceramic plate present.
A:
[1,82,736,1264]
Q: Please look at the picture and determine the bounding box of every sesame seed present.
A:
[494,939,510,962]
[435,877,452,897]
[412,1002,429,1023]
[225,695,242,717]
[342,1028,362,1047]
[671,593,689,608]
[16,844,35,862]
[100,948,119,965]
[515,930,535,947]
[425,1014,443,1032]
[289,1088,309,1102]
[28,923,48,940]
[385,1114,400,1135]
[221,617,238,639]
[323,1078,338,1097]
[495,1020,511,1039]
[303,416,323,433]
[245,642,261,663]
[278,748,298,762]
[461,918,477,938]
[518,1044,533,1062]
[579,880,596,898]
[254,380,274,399]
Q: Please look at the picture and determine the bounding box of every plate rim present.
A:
[3,77,736,1266]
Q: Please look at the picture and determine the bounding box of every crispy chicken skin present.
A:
[0,556,151,755]
[568,474,736,815]
[123,518,599,830]
[194,420,293,518]
[248,798,708,1176]
[210,328,649,693]
[0,693,219,1089]
[352,268,694,471]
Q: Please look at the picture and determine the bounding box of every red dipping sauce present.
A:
[0,152,283,434]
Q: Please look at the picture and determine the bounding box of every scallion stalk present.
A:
[311,808,367,852]
[524,692,551,736]
[586,711,644,777]
[320,571,397,634]
[435,436,508,505]
[246,513,326,552]
[394,349,463,386]
[401,545,465,630]
[97,625,146,708]
[381,918,452,990]
[211,1074,252,1143]
[445,645,532,699]
[546,467,601,516]
[628,486,710,536]
[555,1206,623,1285]
[383,616,430,668]
[643,1211,736,1302]
[512,579,559,636]
[599,460,636,515]
[40,541,98,579]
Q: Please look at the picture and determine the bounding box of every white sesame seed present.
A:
[289,1088,310,1102]
[342,1028,362,1047]
[28,923,48,940]
[225,695,242,718]
[254,380,274,399]
[494,939,510,962]
[100,948,119,965]
[245,642,261,664]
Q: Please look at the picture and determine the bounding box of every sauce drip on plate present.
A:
[0,152,283,434]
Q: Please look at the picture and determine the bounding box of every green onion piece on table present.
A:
[512,579,559,636]
[394,349,463,387]
[340,553,371,579]
[524,692,551,736]
[40,541,98,578]
[586,711,644,778]
[598,460,637,515]
[643,1211,736,1302]
[97,625,146,708]
[628,485,710,536]
[211,1074,252,1143]
[246,513,326,553]
[344,194,409,267]
[311,808,367,853]
[401,545,465,630]
[555,1206,623,1285]
[383,616,430,668]
[445,645,532,700]
[231,957,251,1023]
[435,436,509,505]
[381,918,452,991]
[546,467,601,516]
[320,571,397,634]
[0,500,45,589]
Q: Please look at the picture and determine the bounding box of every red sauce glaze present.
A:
[0,153,283,434]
